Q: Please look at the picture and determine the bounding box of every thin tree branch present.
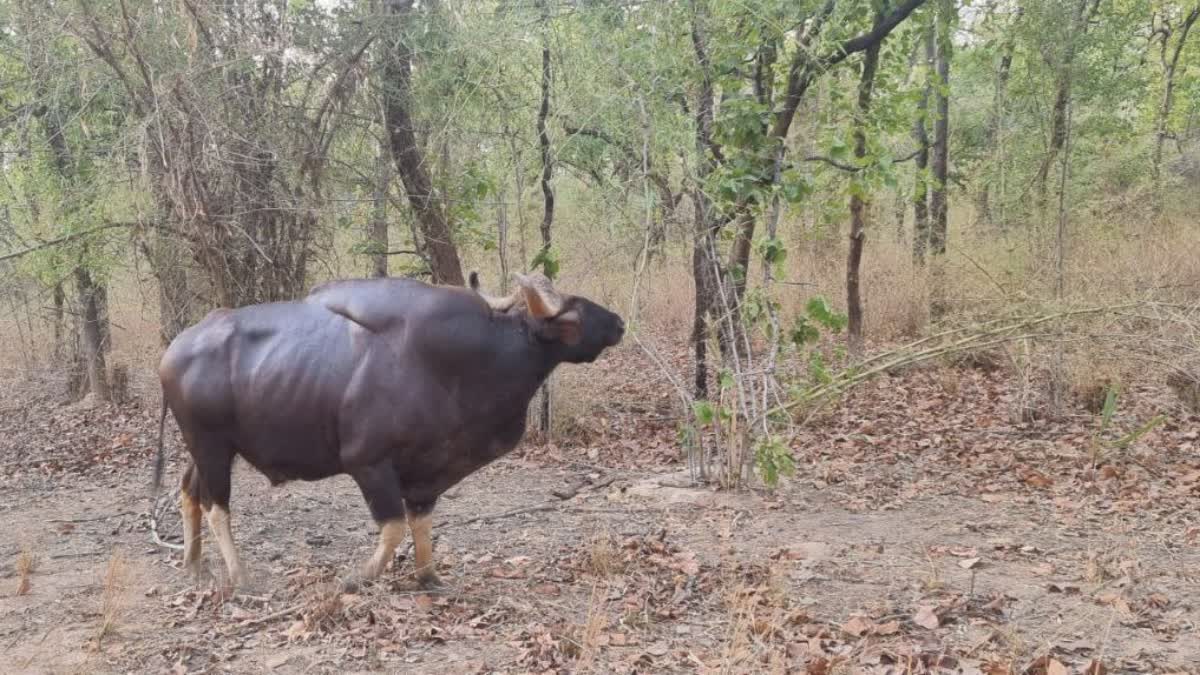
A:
[0,223,128,263]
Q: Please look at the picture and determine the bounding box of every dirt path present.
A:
[3,451,1197,674]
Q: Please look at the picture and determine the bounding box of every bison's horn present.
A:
[469,270,519,311]
[515,272,563,319]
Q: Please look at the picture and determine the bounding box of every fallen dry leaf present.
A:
[841,616,873,637]
[1021,469,1055,489]
[874,620,901,636]
[913,605,940,630]
[959,557,982,570]
[807,656,831,675]
[1025,656,1069,675]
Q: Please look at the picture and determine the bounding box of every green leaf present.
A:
[809,351,832,385]
[755,236,787,266]
[1100,384,1119,430]
[530,248,560,280]
[789,316,819,346]
[806,296,848,332]
[754,436,796,488]
[693,400,715,426]
[718,369,734,391]
[1112,415,1166,450]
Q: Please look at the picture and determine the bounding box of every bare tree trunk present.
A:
[689,7,729,395]
[912,25,933,265]
[536,0,554,436]
[75,267,110,403]
[1153,5,1200,209]
[497,184,510,294]
[929,17,951,259]
[370,137,390,278]
[929,1,953,320]
[52,282,65,360]
[847,27,884,358]
[382,0,464,286]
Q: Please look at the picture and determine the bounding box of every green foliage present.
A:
[1088,383,1168,464]
[530,247,560,281]
[806,297,849,333]
[754,436,796,488]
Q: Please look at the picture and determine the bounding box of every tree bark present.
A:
[370,137,390,278]
[536,0,554,435]
[847,25,884,358]
[52,282,65,360]
[929,12,951,259]
[912,25,934,265]
[689,7,732,395]
[74,267,110,403]
[382,0,464,286]
[928,0,953,321]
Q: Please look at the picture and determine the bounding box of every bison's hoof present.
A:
[416,571,443,590]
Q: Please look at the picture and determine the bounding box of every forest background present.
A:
[1,1,1200,670]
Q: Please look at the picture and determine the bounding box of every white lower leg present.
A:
[362,518,407,579]
[407,513,438,586]
[180,491,203,575]
[205,505,242,587]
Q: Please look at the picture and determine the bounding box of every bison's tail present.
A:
[149,393,184,551]
[152,393,168,497]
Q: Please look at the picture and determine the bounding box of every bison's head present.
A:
[471,271,624,364]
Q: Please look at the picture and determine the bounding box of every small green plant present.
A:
[754,436,796,488]
[1087,383,1166,467]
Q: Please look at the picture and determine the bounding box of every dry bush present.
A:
[95,550,129,644]
[14,544,39,596]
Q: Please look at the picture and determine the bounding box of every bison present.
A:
[153,272,623,590]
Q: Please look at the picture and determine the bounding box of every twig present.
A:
[236,602,305,629]
[48,511,135,524]
[446,503,559,528]
[0,223,129,262]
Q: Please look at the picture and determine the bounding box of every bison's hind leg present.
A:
[180,462,206,581]
[185,437,243,592]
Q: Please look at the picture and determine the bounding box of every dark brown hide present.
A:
[156,275,622,587]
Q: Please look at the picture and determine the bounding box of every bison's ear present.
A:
[516,272,563,319]
[551,310,582,345]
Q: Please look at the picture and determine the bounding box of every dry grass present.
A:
[572,581,609,673]
[95,550,129,645]
[584,530,623,579]
[718,584,758,674]
[14,544,39,596]
[2,209,1197,436]
[301,581,345,632]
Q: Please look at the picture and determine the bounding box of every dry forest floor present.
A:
[1,342,1198,674]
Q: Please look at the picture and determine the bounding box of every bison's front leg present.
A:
[350,464,408,583]
[405,498,440,589]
